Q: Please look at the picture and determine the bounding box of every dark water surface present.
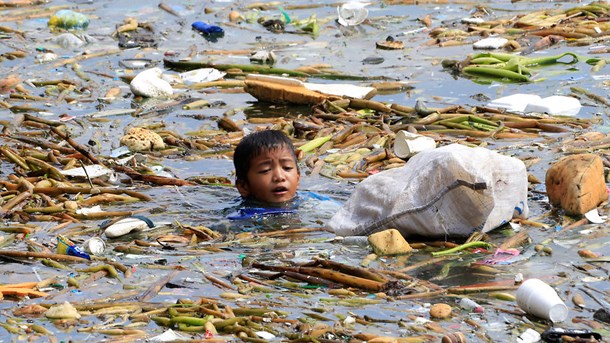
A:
[1,0,610,342]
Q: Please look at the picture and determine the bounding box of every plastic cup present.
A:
[393,130,437,158]
[337,3,369,26]
[83,237,106,255]
[516,278,568,322]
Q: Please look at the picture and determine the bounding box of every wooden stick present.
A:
[71,209,149,220]
[112,165,196,186]
[33,186,151,201]
[395,289,447,300]
[314,258,388,283]
[138,270,179,302]
[0,250,89,263]
[51,49,123,68]
[398,256,451,273]
[1,191,31,212]
[253,263,386,291]
[446,284,519,293]
[253,227,326,238]
[378,270,443,291]
[49,126,102,165]
[0,287,48,298]
[281,270,336,287]
[499,230,531,250]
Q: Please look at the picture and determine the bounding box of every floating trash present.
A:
[337,2,370,26]
[473,37,508,49]
[83,237,106,255]
[192,21,224,35]
[179,68,226,83]
[56,235,91,260]
[585,208,607,224]
[103,216,155,238]
[48,10,89,30]
[249,50,277,65]
[376,38,404,50]
[361,56,384,65]
[119,58,154,69]
[129,68,173,98]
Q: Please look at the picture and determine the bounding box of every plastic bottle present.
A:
[48,10,90,30]
[191,21,224,35]
[458,298,484,313]
[338,236,370,247]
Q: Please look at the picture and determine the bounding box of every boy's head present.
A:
[234,130,300,204]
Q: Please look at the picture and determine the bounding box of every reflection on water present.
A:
[3,0,610,341]
[176,185,344,233]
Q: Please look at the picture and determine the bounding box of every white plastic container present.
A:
[179,68,226,84]
[304,83,376,100]
[130,68,173,98]
[516,278,568,323]
[393,130,436,158]
[105,217,153,238]
[487,94,542,113]
[473,37,508,49]
[523,95,581,116]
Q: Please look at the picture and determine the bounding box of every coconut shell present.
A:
[376,40,404,50]
[545,154,608,215]
[120,127,165,152]
[430,303,452,319]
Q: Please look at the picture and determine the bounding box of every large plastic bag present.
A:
[328,144,528,238]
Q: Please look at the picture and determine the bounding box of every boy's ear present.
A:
[236,179,250,197]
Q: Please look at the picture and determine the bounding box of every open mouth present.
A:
[272,186,288,194]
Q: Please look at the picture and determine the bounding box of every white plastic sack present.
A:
[328,144,528,238]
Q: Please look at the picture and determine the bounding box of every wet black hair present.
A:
[234,130,299,185]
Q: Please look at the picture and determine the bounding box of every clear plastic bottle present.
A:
[48,10,90,30]
[459,298,484,313]
[337,2,369,26]
[338,236,370,247]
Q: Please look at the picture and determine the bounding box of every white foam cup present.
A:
[516,278,568,322]
[393,130,437,158]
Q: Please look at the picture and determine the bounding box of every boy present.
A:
[233,130,300,204]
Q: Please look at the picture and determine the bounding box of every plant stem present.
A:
[431,241,494,257]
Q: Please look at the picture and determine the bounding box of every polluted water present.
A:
[0,0,610,342]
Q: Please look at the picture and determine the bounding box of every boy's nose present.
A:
[272,169,285,182]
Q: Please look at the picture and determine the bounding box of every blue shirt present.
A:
[226,191,338,220]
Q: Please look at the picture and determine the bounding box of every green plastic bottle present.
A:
[48,10,90,30]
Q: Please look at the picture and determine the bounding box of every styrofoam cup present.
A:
[393,130,436,158]
[516,278,568,322]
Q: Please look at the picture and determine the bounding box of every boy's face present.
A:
[237,147,300,204]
